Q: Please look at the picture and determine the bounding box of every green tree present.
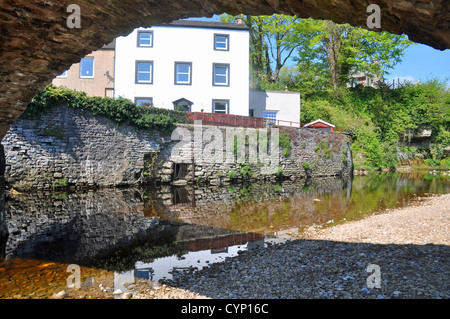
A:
[224,14,411,92]
[295,19,412,90]
[220,14,321,88]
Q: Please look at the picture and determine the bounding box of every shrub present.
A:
[22,84,189,134]
[228,170,237,179]
[276,167,283,176]
[279,132,291,157]
[239,164,252,178]
[302,162,310,170]
[314,140,333,159]
[52,178,67,189]
[342,150,348,165]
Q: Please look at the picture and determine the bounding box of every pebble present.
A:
[113,289,123,295]
[50,291,66,299]
[9,193,446,300]
[155,194,450,299]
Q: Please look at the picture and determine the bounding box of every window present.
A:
[263,111,277,124]
[80,57,94,78]
[214,34,229,51]
[174,62,192,85]
[137,31,153,47]
[57,70,67,78]
[212,99,229,114]
[249,109,254,117]
[213,63,230,86]
[136,61,153,84]
[135,97,153,106]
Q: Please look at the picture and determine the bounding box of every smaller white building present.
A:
[249,89,301,127]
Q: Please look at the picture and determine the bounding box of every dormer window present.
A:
[214,34,229,51]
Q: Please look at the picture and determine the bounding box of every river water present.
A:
[0,171,449,298]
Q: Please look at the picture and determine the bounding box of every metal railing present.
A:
[186,111,265,128]
[185,111,343,132]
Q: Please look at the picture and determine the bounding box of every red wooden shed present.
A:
[304,119,336,132]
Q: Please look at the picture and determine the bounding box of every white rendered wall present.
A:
[249,90,301,127]
[114,25,249,116]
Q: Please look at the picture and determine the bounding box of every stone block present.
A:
[172,179,187,186]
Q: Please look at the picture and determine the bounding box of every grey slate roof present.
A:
[157,19,249,31]
[101,40,115,50]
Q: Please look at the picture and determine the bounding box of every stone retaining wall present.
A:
[3,106,170,190]
[3,106,352,190]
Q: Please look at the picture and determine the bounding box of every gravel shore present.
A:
[130,193,449,299]
[48,193,448,299]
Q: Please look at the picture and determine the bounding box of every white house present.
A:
[114,20,250,116]
[249,89,301,127]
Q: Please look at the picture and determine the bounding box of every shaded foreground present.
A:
[1,192,448,299]
[155,194,449,299]
[67,193,450,299]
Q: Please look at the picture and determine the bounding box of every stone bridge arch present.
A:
[0,0,449,141]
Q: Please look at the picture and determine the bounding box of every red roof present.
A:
[304,119,335,128]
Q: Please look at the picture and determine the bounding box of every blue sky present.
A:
[386,44,450,87]
[188,15,450,87]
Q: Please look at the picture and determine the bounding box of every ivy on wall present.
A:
[22,85,190,134]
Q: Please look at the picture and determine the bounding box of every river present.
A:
[0,171,449,298]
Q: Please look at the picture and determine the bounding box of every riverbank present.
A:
[129,193,450,299]
[297,193,450,245]
[4,192,448,299]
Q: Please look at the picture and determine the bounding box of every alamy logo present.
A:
[67,4,81,29]
[171,121,280,174]
[66,264,81,288]
[367,4,381,29]
[366,264,382,288]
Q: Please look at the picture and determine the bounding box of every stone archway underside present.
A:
[0,0,449,140]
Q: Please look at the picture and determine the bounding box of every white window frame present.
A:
[137,30,153,47]
[135,61,153,84]
[135,97,153,106]
[174,62,192,85]
[214,34,229,51]
[80,57,94,78]
[212,99,229,114]
[213,63,230,87]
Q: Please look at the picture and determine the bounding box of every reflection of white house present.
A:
[249,89,301,127]
[114,20,250,116]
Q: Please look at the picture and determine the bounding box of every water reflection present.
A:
[0,171,449,292]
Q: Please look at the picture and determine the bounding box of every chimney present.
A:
[236,15,243,24]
